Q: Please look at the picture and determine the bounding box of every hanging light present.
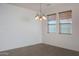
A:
[35,3,47,21]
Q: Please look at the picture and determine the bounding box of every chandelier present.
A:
[35,3,47,21]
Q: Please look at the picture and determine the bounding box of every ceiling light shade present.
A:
[35,15,39,20]
[42,15,47,20]
[35,15,47,21]
[35,3,47,21]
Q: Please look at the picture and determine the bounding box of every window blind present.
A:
[59,10,72,20]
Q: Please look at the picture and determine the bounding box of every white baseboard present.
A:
[0,41,42,52]
[43,42,79,52]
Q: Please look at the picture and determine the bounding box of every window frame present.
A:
[59,10,72,35]
[47,13,57,33]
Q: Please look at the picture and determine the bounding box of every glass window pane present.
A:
[48,21,56,24]
[59,10,72,34]
[47,13,56,33]
[60,23,72,34]
[48,25,56,32]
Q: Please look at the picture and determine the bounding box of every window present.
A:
[47,14,56,32]
[59,10,72,34]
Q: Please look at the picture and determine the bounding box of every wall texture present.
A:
[42,4,79,51]
[0,4,42,51]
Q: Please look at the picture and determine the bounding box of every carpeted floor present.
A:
[0,43,79,56]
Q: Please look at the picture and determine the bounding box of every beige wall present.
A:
[42,4,79,51]
[0,4,42,51]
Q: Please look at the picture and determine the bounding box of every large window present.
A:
[47,10,72,34]
[59,10,72,34]
[47,14,56,32]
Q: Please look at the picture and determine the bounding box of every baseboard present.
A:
[0,42,42,52]
[43,42,79,52]
[1,42,78,53]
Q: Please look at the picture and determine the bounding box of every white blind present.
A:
[59,10,72,20]
[47,13,56,21]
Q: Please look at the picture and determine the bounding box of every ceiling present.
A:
[9,3,78,13]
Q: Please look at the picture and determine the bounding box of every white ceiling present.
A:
[9,3,78,13]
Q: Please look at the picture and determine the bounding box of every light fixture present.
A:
[35,3,47,21]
